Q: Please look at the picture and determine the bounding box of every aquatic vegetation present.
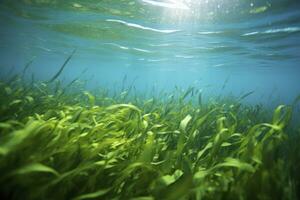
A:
[47,49,76,83]
[1,0,300,199]
[0,76,299,200]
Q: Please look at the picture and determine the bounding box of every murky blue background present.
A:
[0,0,300,106]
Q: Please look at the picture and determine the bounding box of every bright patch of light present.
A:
[142,0,190,10]
[141,0,195,23]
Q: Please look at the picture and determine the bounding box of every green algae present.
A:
[0,75,299,200]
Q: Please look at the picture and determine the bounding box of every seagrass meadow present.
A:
[0,75,300,200]
[1,1,300,199]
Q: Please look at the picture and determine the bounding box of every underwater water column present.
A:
[0,0,300,199]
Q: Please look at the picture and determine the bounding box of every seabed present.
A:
[0,73,299,200]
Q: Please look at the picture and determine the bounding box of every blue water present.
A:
[0,0,300,106]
